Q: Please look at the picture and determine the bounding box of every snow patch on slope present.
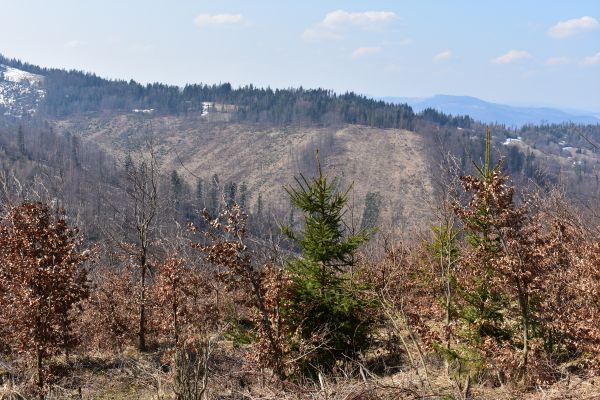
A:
[0,64,46,117]
[2,65,44,85]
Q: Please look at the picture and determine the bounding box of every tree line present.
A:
[1,54,472,130]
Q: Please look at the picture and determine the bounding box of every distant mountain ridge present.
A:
[382,94,600,127]
[0,53,421,129]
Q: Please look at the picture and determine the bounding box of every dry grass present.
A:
[3,344,600,399]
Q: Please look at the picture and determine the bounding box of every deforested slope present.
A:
[53,113,435,230]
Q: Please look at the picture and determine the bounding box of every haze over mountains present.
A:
[383,94,600,127]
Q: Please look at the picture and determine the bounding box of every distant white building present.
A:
[503,136,522,145]
[201,102,214,116]
[132,108,154,114]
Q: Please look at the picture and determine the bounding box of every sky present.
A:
[1,1,599,111]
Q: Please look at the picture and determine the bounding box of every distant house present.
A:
[503,136,522,146]
[201,102,214,116]
[132,108,154,114]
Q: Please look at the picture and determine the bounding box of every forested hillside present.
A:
[0,53,473,129]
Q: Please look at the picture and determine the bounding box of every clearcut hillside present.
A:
[52,113,435,231]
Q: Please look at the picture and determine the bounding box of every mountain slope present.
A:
[2,54,600,235]
[51,114,435,231]
[383,94,600,126]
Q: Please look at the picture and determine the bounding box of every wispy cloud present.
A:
[303,10,397,42]
[433,50,452,63]
[548,16,599,38]
[302,28,343,42]
[193,13,246,28]
[64,40,83,48]
[545,57,571,66]
[320,10,397,30]
[132,43,156,53]
[491,50,531,64]
[351,46,381,60]
[583,51,600,66]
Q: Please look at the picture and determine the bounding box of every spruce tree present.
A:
[282,152,373,375]
[17,125,26,156]
[360,192,382,231]
[239,182,248,209]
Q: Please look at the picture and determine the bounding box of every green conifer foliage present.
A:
[282,152,373,375]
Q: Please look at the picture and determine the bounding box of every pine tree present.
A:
[256,192,263,218]
[226,182,237,207]
[70,134,81,168]
[360,192,382,231]
[171,170,182,196]
[282,152,373,375]
[124,152,134,173]
[238,182,248,209]
[17,124,26,156]
[208,174,220,215]
[195,177,204,205]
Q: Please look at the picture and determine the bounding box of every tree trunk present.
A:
[62,314,70,363]
[521,293,529,382]
[173,282,178,347]
[37,346,44,400]
[516,278,529,382]
[444,234,452,375]
[251,275,283,379]
[445,279,451,374]
[138,254,147,352]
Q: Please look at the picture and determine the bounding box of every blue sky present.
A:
[1,1,599,110]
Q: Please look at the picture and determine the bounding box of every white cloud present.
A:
[583,51,600,65]
[433,50,452,63]
[545,57,571,66]
[132,43,156,53]
[302,27,343,41]
[64,40,83,48]
[548,16,599,38]
[491,50,531,64]
[351,46,381,60]
[303,10,397,41]
[320,10,396,30]
[193,13,245,27]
